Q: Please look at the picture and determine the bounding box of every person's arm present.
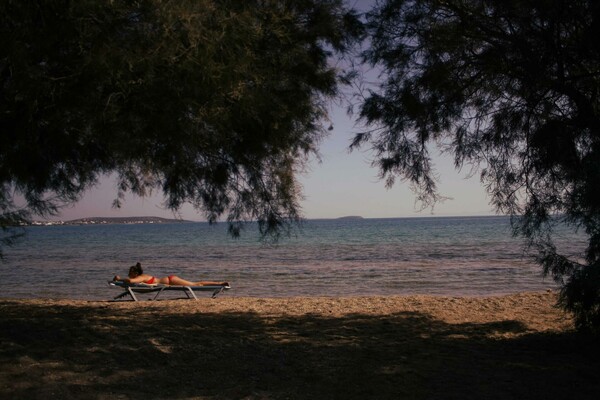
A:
[113,275,132,283]
[113,275,146,284]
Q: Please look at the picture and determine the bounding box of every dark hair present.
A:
[129,262,143,276]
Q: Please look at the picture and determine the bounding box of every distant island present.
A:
[336,216,364,220]
[28,216,192,226]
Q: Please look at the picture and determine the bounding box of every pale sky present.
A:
[53,104,495,222]
[51,0,496,222]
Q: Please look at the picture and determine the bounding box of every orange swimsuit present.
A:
[145,276,156,284]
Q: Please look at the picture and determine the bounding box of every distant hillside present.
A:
[336,216,364,220]
[64,216,193,225]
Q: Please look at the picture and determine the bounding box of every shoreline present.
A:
[2,291,598,399]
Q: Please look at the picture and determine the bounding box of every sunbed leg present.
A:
[211,286,225,298]
[184,286,198,300]
[127,287,139,302]
[113,291,130,301]
[152,287,165,301]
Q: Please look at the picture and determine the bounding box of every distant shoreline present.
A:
[27,216,193,226]
[26,214,506,226]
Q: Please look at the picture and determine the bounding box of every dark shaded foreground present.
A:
[0,299,597,400]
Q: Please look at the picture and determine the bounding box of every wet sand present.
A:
[1,291,598,399]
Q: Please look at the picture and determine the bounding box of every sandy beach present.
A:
[1,291,598,399]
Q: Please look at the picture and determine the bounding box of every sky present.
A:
[53,104,495,222]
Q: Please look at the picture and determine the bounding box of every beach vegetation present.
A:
[354,0,600,332]
[0,0,363,256]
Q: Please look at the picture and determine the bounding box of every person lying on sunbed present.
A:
[113,262,229,287]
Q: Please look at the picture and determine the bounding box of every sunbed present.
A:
[108,281,230,301]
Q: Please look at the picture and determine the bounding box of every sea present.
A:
[0,216,587,300]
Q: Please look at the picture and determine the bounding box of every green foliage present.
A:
[0,0,362,249]
[357,0,600,331]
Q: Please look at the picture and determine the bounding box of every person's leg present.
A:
[193,280,229,286]
[167,275,228,286]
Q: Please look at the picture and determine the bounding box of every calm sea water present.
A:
[0,216,586,300]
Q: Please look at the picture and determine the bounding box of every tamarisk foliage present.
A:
[0,0,362,255]
[356,0,600,331]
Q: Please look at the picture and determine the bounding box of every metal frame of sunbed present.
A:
[108,281,230,301]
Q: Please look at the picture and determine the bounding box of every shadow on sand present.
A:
[0,299,598,399]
